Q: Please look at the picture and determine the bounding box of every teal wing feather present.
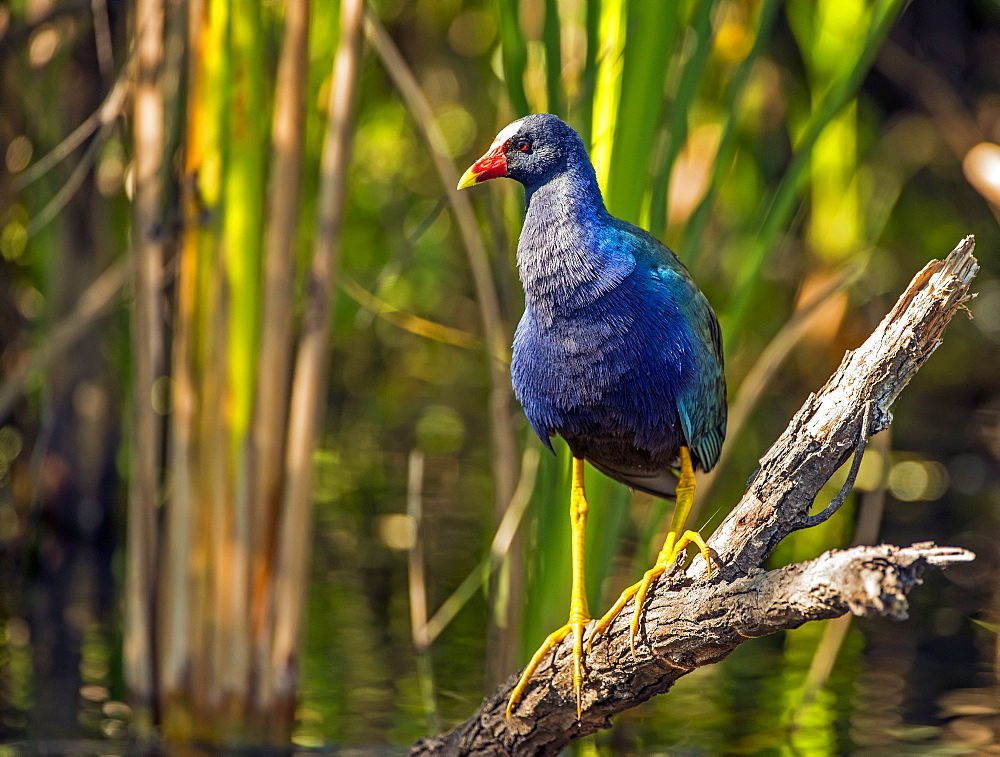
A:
[676,281,726,471]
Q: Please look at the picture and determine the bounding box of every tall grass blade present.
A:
[589,0,625,188]
[604,0,678,225]
[522,441,572,658]
[723,0,904,344]
[648,0,713,239]
[576,0,601,145]
[680,0,781,258]
[499,2,530,117]
[543,0,563,116]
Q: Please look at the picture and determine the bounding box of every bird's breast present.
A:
[511,281,694,454]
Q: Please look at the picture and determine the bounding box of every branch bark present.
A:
[411,236,980,756]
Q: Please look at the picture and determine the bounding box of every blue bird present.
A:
[458,114,726,718]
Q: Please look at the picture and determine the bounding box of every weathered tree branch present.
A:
[412,237,979,756]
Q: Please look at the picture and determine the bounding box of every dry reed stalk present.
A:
[262,0,365,735]
[245,2,310,699]
[125,0,165,730]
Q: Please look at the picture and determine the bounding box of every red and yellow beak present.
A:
[457,139,509,189]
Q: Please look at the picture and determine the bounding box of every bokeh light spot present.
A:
[0,221,27,262]
[5,136,33,174]
[0,426,23,464]
[96,140,126,196]
[888,459,949,502]
[14,283,44,320]
[448,9,497,57]
[963,142,1000,206]
[434,105,476,159]
[28,24,60,67]
[376,513,416,550]
[416,404,465,455]
[151,375,172,416]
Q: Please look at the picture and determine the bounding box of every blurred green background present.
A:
[1,0,999,752]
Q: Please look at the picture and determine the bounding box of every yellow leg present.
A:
[587,447,712,657]
[507,457,591,719]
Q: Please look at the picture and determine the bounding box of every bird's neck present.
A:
[518,158,629,314]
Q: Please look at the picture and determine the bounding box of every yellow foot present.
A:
[587,528,713,657]
[506,615,590,719]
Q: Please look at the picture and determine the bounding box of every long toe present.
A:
[629,566,666,656]
[507,619,591,718]
[587,584,638,655]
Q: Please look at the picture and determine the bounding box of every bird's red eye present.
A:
[515,139,531,152]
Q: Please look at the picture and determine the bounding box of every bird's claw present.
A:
[587,530,715,657]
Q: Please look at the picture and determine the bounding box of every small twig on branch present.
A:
[796,400,873,529]
[411,236,979,756]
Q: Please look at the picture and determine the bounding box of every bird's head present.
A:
[457,114,584,191]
